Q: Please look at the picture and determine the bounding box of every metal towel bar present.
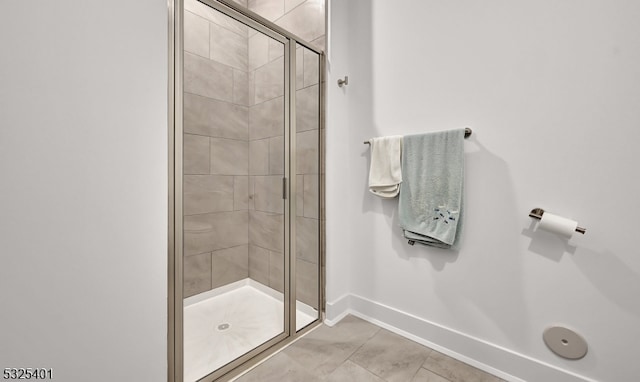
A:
[364,128,472,144]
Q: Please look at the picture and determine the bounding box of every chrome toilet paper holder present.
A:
[529,208,586,234]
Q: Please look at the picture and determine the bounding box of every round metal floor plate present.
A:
[543,326,588,359]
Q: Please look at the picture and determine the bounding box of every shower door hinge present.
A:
[282,177,287,199]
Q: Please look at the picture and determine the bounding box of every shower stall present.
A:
[169,0,325,381]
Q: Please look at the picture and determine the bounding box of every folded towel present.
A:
[367,136,403,198]
[398,129,465,248]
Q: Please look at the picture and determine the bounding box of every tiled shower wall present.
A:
[294,45,321,309]
[182,0,325,302]
[183,0,251,297]
[244,0,326,52]
[243,0,324,309]
[246,37,286,296]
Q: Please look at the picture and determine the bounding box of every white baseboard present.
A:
[326,293,594,382]
[324,293,352,326]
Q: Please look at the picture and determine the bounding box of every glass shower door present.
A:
[294,43,322,331]
[180,0,289,380]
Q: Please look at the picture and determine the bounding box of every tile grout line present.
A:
[185,8,249,40]
[341,325,383,378]
[185,132,250,143]
[185,90,250,109]
[230,322,324,382]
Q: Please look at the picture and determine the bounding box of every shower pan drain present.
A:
[217,323,230,331]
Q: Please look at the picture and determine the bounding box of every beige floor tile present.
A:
[350,329,432,382]
[233,316,506,382]
[281,315,380,377]
[324,360,385,382]
[422,351,502,382]
[411,367,450,382]
[235,352,321,382]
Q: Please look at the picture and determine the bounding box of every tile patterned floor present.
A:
[234,315,505,382]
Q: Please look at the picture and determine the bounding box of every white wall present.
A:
[325,0,353,317]
[0,1,167,381]
[326,1,640,381]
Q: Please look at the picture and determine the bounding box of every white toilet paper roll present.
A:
[538,212,578,238]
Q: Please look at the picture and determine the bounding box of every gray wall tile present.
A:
[249,210,284,252]
[234,176,249,210]
[248,0,284,21]
[276,1,325,42]
[269,135,284,175]
[184,211,249,255]
[296,46,304,90]
[184,133,210,174]
[210,22,248,71]
[184,52,233,102]
[285,0,306,13]
[320,127,325,175]
[233,69,250,106]
[184,175,234,215]
[303,174,319,218]
[296,216,318,263]
[184,93,248,140]
[249,32,269,71]
[296,84,319,132]
[249,244,270,286]
[182,0,326,300]
[250,139,270,175]
[254,56,284,104]
[184,11,210,58]
[296,130,318,174]
[269,250,284,293]
[211,245,249,289]
[248,71,255,105]
[185,0,248,37]
[254,176,285,214]
[231,0,248,8]
[296,258,318,309]
[184,252,212,297]
[310,35,325,52]
[296,176,304,217]
[248,176,256,210]
[249,96,284,140]
[268,38,285,62]
[303,48,320,87]
[210,138,248,175]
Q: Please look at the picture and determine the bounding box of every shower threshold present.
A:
[183,279,317,382]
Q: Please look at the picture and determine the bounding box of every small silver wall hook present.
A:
[337,76,348,87]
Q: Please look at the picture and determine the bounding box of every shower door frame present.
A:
[168,0,326,381]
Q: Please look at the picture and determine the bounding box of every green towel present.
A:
[398,129,465,249]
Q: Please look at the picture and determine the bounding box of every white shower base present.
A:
[183,279,317,382]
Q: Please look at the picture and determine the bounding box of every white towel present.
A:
[367,136,403,198]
